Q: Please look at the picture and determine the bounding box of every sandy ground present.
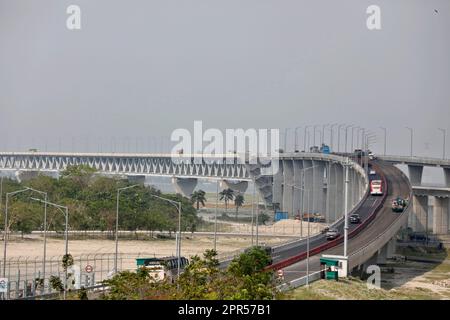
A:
[4,234,287,260]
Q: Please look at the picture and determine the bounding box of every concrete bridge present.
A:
[375,155,450,236]
[0,152,367,225]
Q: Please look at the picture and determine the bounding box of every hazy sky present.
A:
[1,0,449,159]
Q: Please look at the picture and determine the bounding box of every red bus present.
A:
[370,180,383,195]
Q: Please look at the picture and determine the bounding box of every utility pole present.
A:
[214,180,219,250]
[438,128,446,159]
[380,127,387,155]
[343,158,350,258]
[406,127,413,157]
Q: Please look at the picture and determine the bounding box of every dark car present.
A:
[349,214,361,224]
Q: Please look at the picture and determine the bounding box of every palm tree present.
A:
[190,190,206,210]
[234,193,245,221]
[219,188,234,214]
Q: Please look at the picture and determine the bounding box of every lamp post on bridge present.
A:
[294,126,301,152]
[313,125,320,148]
[379,127,387,156]
[405,127,413,158]
[438,128,446,159]
[344,125,353,153]
[284,128,291,152]
[329,123,338,151]
[303,126,310,152]
[337,124,346,153]
[321,124,329,146]
[351,126,359,152]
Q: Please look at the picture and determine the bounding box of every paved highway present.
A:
[278,161,411,282]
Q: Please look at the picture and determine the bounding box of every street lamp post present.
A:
[344,125,353,153]
[313,125,320,147]
[406,127,413,157]
[115,184,140,273]
[351,126,359,152]
[343,159,350,259]
[214,180,220,250]
[148,193,182,280]
[329,123,338,150]
[30,198,68,300]
[321,124,329,146]
[438,128,446,159]
[284,128,290,152]
[294,126,301,152]
[337,124,345,152]
[380,127,387,156]
[303,126,309,152]
[2,187,47,278]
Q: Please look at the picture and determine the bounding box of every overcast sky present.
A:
[1,0,449,162]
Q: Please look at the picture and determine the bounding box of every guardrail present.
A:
[277,270,323,292]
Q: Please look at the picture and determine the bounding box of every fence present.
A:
[0,251,203,300]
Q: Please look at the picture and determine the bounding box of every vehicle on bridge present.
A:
[370,179,383,195]
[349,213,361,224]
[320,144,330,154]
[326,228,340,240]
[136,256,189,283]
[391,197,408,213]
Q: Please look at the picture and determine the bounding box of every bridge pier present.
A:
[444,168,450,188]
[272,162,284,211]
[327,163,338,222]
[408,165,423,186]
[221,180,248,193]
[171,177,198,197]
[432,197,449,235]
[293,160,305,217]
[411,195,428,232]
[282,160,294,216]
[335,164,344,219]
[303,160,314,214]
[312,161,325,214]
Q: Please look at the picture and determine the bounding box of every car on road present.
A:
[369,169,376,175]
[326,228,340,240]
[349,214,361,224]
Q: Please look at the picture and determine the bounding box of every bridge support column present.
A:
[293,160,304,217]
[221,180,248,193]
[335,164,344,218]
[282,160,294,216]
[432,197,449,235]
[408,165,424,186]
[172,177,198,197]
[411,195,428,232]
[312,161,325,214]
[444,168,450,188]
[272,162,284,211]
[302,160,314,214]
[327,163,337,223]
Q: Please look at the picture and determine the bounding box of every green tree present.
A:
[234,193,244,221]
[219,188,234,213]
[190,190,206,210]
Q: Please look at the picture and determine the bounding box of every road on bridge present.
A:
[276,161,411,282]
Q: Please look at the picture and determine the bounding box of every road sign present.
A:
[85,265,93,273]
[0,278,8,293]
